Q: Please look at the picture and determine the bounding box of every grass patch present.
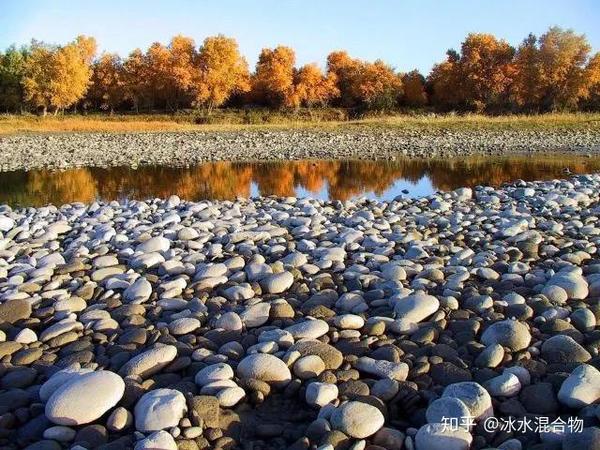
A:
[1,110,599,135]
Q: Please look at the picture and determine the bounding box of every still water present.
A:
[1,155,600,207]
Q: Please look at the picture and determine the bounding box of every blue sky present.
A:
[1,0,599,74]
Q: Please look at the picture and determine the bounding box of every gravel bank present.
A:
[1,175,600,449]
[1,127,600,171]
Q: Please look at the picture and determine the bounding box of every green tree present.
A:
[0,45,28,112]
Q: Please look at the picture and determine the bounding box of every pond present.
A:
[1,154,600,207]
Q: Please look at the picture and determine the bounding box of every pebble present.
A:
[558,364,600,408]
[330,401,385,438]
[194,363,234,386]
[442,382,493,420]
[119,345,178,378]
[306,382,339,407]
[134,430,177,450]
[393,292,440,323]
[134,388,187,432]
[237,353,292,387]
[415,423,473,450]
[0,174,599,449]
[45,371,125,426]
[480,319,531,351]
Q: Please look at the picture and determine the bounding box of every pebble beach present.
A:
[1,127,600,171]
[1,173,600,449]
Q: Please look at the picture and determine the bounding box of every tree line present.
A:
[1,26,599,115]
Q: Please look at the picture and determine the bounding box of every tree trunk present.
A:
[42,106,47,117]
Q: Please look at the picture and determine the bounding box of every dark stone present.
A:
[519,383,558,414]
[0,389,30,415]
[17,414,50,444]
[430,362,472,386]
[23,441,61,450]
[562,427,600,450]
[75,424,108,448]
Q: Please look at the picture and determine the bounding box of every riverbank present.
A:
[1,175,600,449]
[2,112,600,134]
[1,125,600,171]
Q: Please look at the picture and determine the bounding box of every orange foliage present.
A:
[458,33,515,111]
[89,53,124,112]
[252,46,296,108]
[294,63,339,108]
[326,51,402,109]
[402,70,427,107]
[8,27,600,114]
[195,35,250,110]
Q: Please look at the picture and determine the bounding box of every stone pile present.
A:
[1,175,600,449]
[1,127,599,171]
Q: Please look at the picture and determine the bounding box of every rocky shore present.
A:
[1,175,600,450]
[1,127,600,171]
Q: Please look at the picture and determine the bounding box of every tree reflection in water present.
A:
[1,155,600,207]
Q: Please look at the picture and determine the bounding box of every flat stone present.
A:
[119,345,178,378]
[45,371,125,426]
[216,386,245,407]
[541,335,591,364]
[123,277,152,304]
[215,312,243,331]
[285,319,329,339]
[415,423,473,450]
[240,302,271,328]
[426,397,471,426]
[355,356,408,381]
[261,271,294,294]
[168,317,200,335]
[237,353,292,387]
[194,363,234,386]
[0,299,32,324]
[393,292,440,323]
[136,236,170,253]
[330,401,385,439]
[288,339,343,370]
[190,395,220,428]
[480,319,531,352]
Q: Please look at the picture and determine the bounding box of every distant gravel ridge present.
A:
[1,127,600,171]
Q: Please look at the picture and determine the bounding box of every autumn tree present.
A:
[401,70,427,107]
[458,33,515,111]
[88,53,125,113]
[251,46,296,108]
[195,35,250,111]
[355,60,403,110]
[427,50,463,110]
[511,33,543,111]
[327,52,402,110]
[49,36,97,113]
[537,27,591,110]
[22,36,96,115]
[582,52,600,110]
[168,35,197,109]
[294,63,339,108]
[144,42,175,110]
[123,49,149,111]
[326,51,361,107]
[0,45,27,112]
